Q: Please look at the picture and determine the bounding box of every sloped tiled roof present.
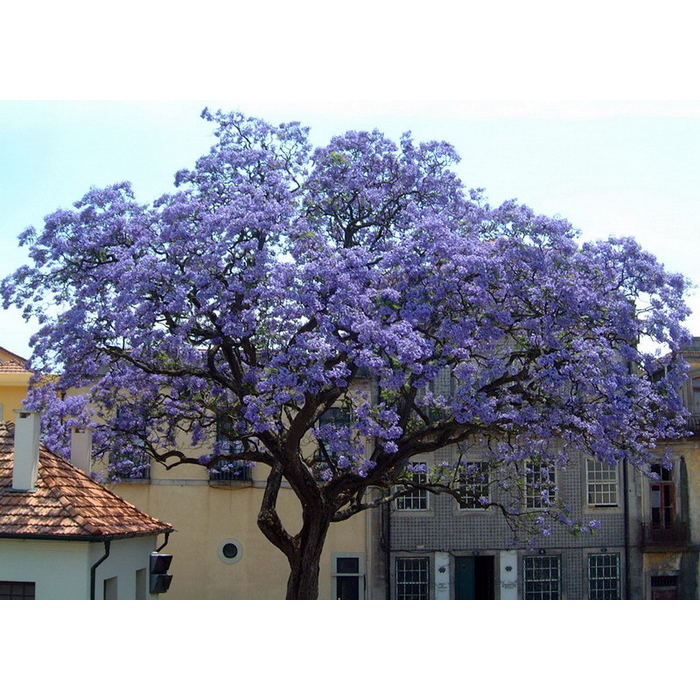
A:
[0,359,29,373]
[0,423,173,540]
[0,346,30,372]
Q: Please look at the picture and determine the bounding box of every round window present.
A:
[218,538,243,564]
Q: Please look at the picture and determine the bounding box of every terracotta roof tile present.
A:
[0,423,173,540]
[0,361,29,373]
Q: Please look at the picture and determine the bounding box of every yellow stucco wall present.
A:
[111,479,366,599]
[0,344,31,417]
[0,382,30,416]
[678,440,700,544]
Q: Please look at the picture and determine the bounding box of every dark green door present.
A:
[455,556,495,599]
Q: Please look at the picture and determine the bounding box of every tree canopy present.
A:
[1,109,691,598]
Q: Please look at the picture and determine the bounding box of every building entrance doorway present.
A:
[455,556,495,599]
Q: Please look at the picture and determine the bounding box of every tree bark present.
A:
[285,508,333,600]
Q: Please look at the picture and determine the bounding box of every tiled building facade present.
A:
[368,443,640,600]
[367,341,700,600]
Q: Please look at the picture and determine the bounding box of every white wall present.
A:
[90,535,161,600]
[0,540,90,600]
[0,534,163,600]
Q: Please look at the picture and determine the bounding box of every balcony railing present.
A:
[687,413,700,436]
[209,462,252,483]
[640,520,690,547]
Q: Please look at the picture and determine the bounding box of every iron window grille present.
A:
[523,556,561,600]
[109,408,151,479]
[650,575,679,600]
[109,445,151,480]
[211,417,251,481]
[588,553,621,599]
[395,557,430,600]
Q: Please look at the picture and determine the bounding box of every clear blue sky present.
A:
[2,100,699,359]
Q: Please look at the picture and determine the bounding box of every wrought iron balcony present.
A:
[209,462,252,483]
[640,520,690,547]
[687,413,700,436]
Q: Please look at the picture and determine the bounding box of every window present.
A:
[523,556,561,599]
[103,577,118,600]
[315,407,352,469]
[586,458,618,507]
[650,575,679,600]
[318,406,353,427]
[110,409,151,479]
[650,465,675,529]
[210,416,250,481]
[588,554,621,600]
[110,446,151,479]
[459,462,490,509]
[217,538,244,564]
[692,377,700,413]
[395,466,429,511]
[525,462,556,509]
[0,581,35,600]
[332,554,365,600]
[395,557,430,600]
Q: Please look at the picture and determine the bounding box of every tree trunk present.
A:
[285,510,332,600]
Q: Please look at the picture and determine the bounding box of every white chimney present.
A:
[70,427,93,473]
[12,410,41,492]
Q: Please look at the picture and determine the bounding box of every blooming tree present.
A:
[1,110,691,598]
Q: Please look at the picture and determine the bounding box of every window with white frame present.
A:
[525,461,556,509]
[395,557,430,600]
[395,466,429,511]
[332,553,365,600]
[588,553,621,600]
[523,556,561,599]
[459,461,490,509]
[586,458,618,507]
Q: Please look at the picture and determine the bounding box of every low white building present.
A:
[0,413,173,600]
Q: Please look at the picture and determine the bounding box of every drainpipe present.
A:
[622,356,634,600]
[156,532,171,552]
[622,457,631,600]
[385,501,392,600]
[90,540,112,600]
